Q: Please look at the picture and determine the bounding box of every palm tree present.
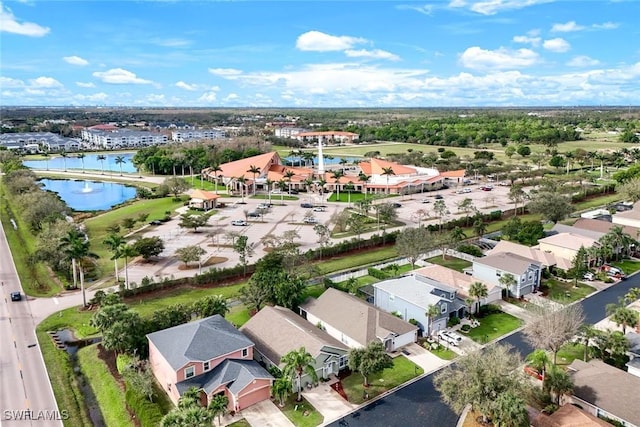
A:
[527,349,550,388]
[281,347,318,402]
[425,304,441,337]
[358,172,370,199]
[277,179,287,204]
[207,393,228,425]
[499,273,518,298]
[468,281,488,314]
[60,151,68,171]
[103,234,124,283]
[344,181,355,207]
[381,167,395,195]
[59,229,83,290]
[120,244,137,290]
[77,153,86,173]
[264,178,274,204]
[317,178,327,203]
[606,302,640,334]
[97,155,106,175]
[59,230,97,307]
[284,170,296,194]
[115,155,126,176]
[271,376,292,407]
[331,170,344,201]
[247,165,261,196]
[210,164,223,194]
[545,365,573,405]
[472,218,487,237]
[339,157,348,172]
[578,323,597,361]
[450,226,466,243]
[235,176,247,203]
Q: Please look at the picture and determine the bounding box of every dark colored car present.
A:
[300,203,313,208]
[434,195,444,199]
[392,203,402,208]
[289,189,299,195]
[247,212,260,218]
[149,220,162,225]
[10,291,21,302]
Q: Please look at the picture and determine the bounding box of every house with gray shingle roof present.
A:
[241,306,349,390]
[147,315,273,411]
[472,252,541,298]
[299,288,417,352]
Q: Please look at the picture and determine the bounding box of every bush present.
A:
[124,386,164,427]
[368,267,391,280]
[479,304,502,316]
[456,244,483,257]
[460,324,471,332]
[447,316,460,327]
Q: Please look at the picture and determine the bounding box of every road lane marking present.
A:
[53,297,59,305]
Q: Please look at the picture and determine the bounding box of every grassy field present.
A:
[556,342,588,366]
[542,279,596,303]
[572,193,621,212]
[427,344,458,360]
[316,246,398,274]
[226,304,251,327]
[77,345,134,427]
[466,312,522,343]
[341,356,423,405]
[425,256,472,273]
[228,420,251,427]
[280,396,323,427]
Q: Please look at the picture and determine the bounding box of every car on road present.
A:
[421,199,431,204]
[257,203,272,209]
[10,291,21,302]
[149,220,162,225]
[231,220,248,226]
[434,194,444,199]
[301,203,313,208]
[463,188,472,193]
[247,211,261,218]
[480,185,493,191]
[438,331,462,346]
[392,203,402,208]
[313,206,326,212]
[303,217,318,224]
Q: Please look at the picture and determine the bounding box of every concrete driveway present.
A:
[302,382,356,426]
[240,400,295,427]
[400,342,451,374]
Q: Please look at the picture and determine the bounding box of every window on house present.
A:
[203,361,210,371]
[441,304,447,314]
[339,355,347,368]
[242,348,248,358]
[185,366,195,379]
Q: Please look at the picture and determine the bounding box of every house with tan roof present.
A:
[188,189,220,211]
[538,232,600,263]
[413,265,502,312]
[240,306,349,391]
[566,359,640,427]
[573,218,639,239]
[472,252,542,298]
[299,288,417,352]
[532,404,612,427]
[489,240,572,271]
[613,203,640,229]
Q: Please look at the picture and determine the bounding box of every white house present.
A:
[472,252,541,298]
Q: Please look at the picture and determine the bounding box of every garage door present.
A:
[392,331,417,351]
[238,384,271,410]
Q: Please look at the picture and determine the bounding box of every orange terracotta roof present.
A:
[190,189,220,200]
[358,162,372,175]
[219,151,280,180]
[368,158,416,175]
[440,169,466,178]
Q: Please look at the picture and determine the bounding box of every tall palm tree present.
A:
[284,170,296,194]
[235,176,247,203]
[103,234,125,283]
[59,230,97,307]
[339,157,348,172]
[499,273,518,298]
[527,349,550,388]
[264,178,274,204]
[425,304,441,337]
[247,165,261,196]
[317,178,327,203]
[115,155,126,176]
[381,167,395,195]
[271,376,292,407]
[281,347,318,402]
[77,153,86,173]
[468,281,488,314]
[60,151,68,171]
[344,181,355,207]
[207,393,228,425]
[578,323,597,361]
[97,155,107,175]
[606,302,639,334]
[358,172,370,199]
[120,244,137,290]
[277,179,287,204]
[545,365,573,405]
[210,164,223,194]
[331,169,344,201]
[59,229,83,290]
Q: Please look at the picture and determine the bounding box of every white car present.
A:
[583,272,595,281]
[231,220,248,226]
[438,331,462,346]
[313,206,326,212]
[303,217,318,224]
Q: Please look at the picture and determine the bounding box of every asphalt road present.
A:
[0,220,63,427]
[327,274,640,427]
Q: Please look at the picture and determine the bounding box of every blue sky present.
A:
[1,0,639,107]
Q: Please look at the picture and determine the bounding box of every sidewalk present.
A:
[494,300,537,324]
[302,382,356,425]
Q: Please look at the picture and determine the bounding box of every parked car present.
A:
[480,185,493,191]
[434,195,444,199]
[301,203,313,208]
[392,203,402,208]
[438,331,462,346]
[247,212,260,218]
[257,203,272,209]
[303,217,318,224]
[583,272,595,281]
[289,189,299,195]
[10,291,21,302]
[149,220,162,225]
[524,365,543,381]
[231,220,248,226]
[463,188,472,193]
[421,199,431,204]
[313,206,326,212]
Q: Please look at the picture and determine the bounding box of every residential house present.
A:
[472,252,542,298]
[188,189,220,211]
[551,223,605,241]
[373,273,468,336]
[240,306,349,390]
[572,218,639,241]
[538,232,599,263]
[413,265,502,313]
[171,129,226,142]
[566,359,640,427]
[299,288,417,352]
[625,331,640,378]
[488,240,572,271]
[532,404,612,427]
[147,315,273,411]
[613,203,640,229]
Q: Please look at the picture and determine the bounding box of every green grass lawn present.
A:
[227,419,251,427]
[572,193,621,212]
[555,342,588,367]
[427,344,458,360]
[316,246,398,274]
[304,284,327,299]
[280,396,323,427]
[426,256,471,273]
[342,356,423,405]
[612,259,640,275]
[77,344,134,427]
[226,304,251,327]
[466,312,523,343]
[542,278,596,303]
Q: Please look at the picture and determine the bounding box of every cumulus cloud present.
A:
[63,56,89,66]
[76,82,96,88]
[30,76,62,88]
[396,4,434,15]
[208,68,243,77]
[198,91,218,103]
[551,21,585,32]
[344,49,400,61]
[0,76,24,88]
[567,55,600,67]
[224,93,239,102]
[0,4,50,37]
[296,30,366,52]
[592,21,619,30]
[459,46,539,70]
[449,0,467,7]
[543,38,570,52]
[175,81,197,91]
[92,68,152,84]
[512,34,541,46]
[469,0,554,15]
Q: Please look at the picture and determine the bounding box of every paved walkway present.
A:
[302,382,356,426]
[237,400,295,427]
[401,342,451,373]
[495,300,537,324]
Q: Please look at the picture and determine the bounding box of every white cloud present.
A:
[592,21,619,30]
[0,76,24,88]
[551,21,585,32]
[208,68,243,77]
[155,38,192,47]
[459,46,539,70]
[449,0,467,7]
[0,4,50,37]
[30,76,62,88]
[512,35,541,46]
[198,91,217,103]
[543,38,570,53]
[344,49,400,61]
[92,68,153,84]
[296,30,366,52]
[396,4,434,15]
[63,56,89,66]
[175,81,197,91]
[76,82,95,88]
[567,55,600,67]
[469,0,553,15]
[224,93,239,102]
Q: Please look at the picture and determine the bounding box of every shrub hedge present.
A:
[124,385,164,427]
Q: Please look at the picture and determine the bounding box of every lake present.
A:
[40,179,137,211]
[24,153,137,173]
